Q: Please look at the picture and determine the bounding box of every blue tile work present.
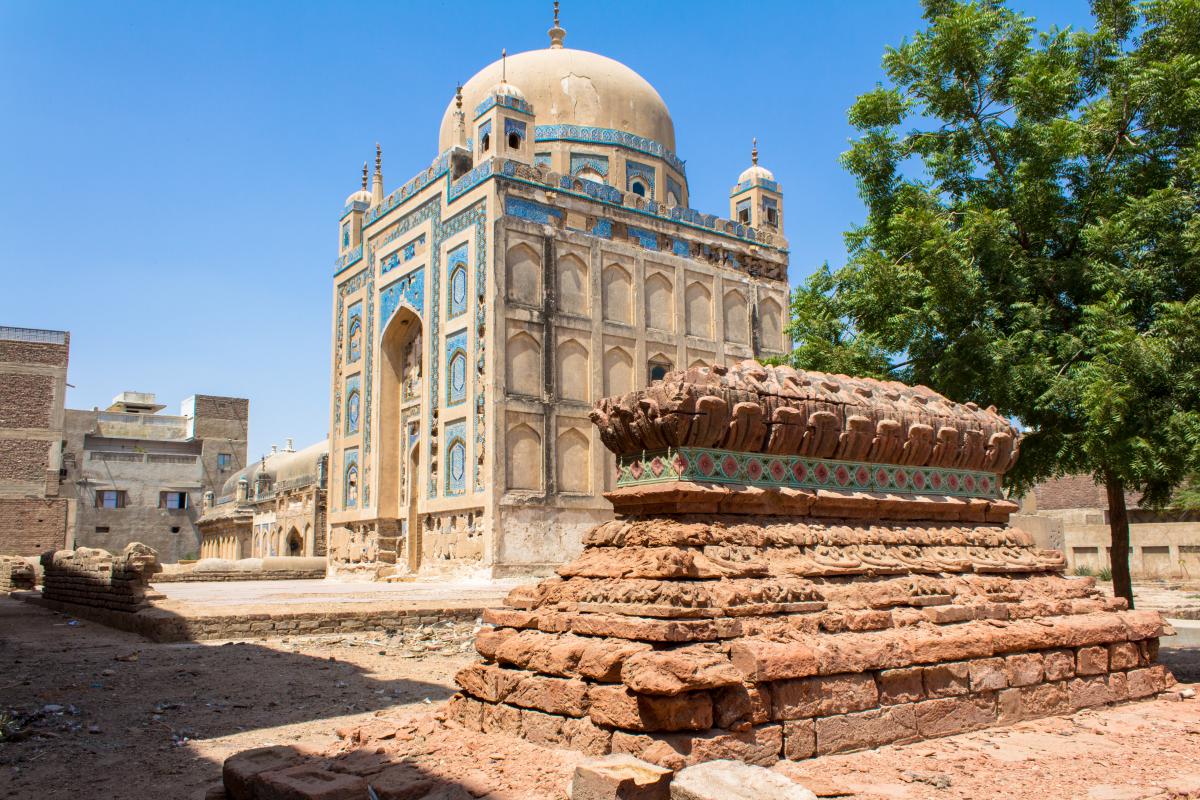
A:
[626,159,656,195]
[570,153,609,177]
[673,238,690,257]
[474,93,533,119]
[343,447,359,509]
[436,199,488,497]
[381,234,425,274]
[534,152,551,168]
[445,329,467,406]
[535,125,686,176]
[627,226,659,251]
[666,176,684,205]
[345,374,361,435]
[592,218,613,239]
[365,150,452,227]
[445,420,467,497]
[504,118,527,138]
[505,196,563,225]
[478,119,493,146]
[334,244,363,274]
[379,267,425,329]
[449,160,493,202]
[449,264,468,319]
[332,269,368,439]
[731,177,779,195]
[347,302,363,363]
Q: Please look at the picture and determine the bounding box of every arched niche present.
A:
[724,288,749,344]
[556,427,590,494]
[507,331,542,397]
[556,338,590,402]
[506,242,541,305]
[602,264,632,325]
[644,272,673,332]
[507,423,542,491]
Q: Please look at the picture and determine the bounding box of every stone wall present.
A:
[0,555,35,592]
[152,556,327,582]
[40,542,162,612]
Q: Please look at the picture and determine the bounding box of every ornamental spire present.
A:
[361,161,368,190]
[501,48,507,82]
[371,143,384,206]
[752,137,758,166]
[455,83,463,111]
[549,1,566,48]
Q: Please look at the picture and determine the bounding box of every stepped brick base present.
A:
[448,362,1175,769]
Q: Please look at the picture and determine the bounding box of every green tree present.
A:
[786,0,1200,606]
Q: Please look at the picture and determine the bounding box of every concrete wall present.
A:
[62,396,248,563]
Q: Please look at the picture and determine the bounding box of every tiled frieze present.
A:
[445,420,467,497]
[534,124,686,175]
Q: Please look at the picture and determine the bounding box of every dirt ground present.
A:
[2,594,1200,800]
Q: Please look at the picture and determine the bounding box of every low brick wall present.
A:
[0,555,35,592]
[39,543,161,611]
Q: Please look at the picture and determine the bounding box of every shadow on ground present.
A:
[0,596,471,799]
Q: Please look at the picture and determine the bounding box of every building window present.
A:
[95,490,126,509]
[348,318,362,363]
[508,132,521,149]
[648,360,672,383]
[341,221,350,248]
[159,491,189,509]
[95,526,109,533]
[630,180,646,197]
[765,206,778,227]
[217,453,233,471]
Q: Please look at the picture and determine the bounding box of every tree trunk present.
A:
[1105,472,1134,609]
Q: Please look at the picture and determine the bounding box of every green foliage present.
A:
[786,0,1200,508]
[1098,566,1114,582]
[1073,564,1096,576]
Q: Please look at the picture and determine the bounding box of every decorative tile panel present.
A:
[534,152,552,168]
[345,374,361,435]
[474,93,533,119]
[478,119,493,145]
[505,196,563,225]
[449,264,468,319]
[504,118,527,138]
[627,226,659,251]
[570,153,609,177]
[445,329,467,406]
[445,420,467,497]
[365,150,452,227]
[666,176,684,205]
[592,219,613,239]
[379,267,425,329]
[672,238,690,257]
[334,244,363,274]
[382,234,425,274]
[616,448,1001,499]
[535,125,686,175]
[343,447,359,509]
[347,302,363,363]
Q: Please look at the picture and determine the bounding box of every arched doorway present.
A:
[379,304,423,570]
[286,527,302,556]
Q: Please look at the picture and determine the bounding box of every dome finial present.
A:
[375,142,382,176]
[549,1,566,48]
[752,137,758,166]
[455,83,463,111]
[361,161,368,190]
[501,48,507,82]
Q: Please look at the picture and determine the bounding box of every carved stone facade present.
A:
[328,26,790,578]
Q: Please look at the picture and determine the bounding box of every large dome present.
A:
[438,47,676,154]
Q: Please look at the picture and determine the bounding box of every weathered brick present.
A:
[968,657,1008,692]
[913,694,997,738]
[923,662,969,698]
[878,668,924,705]
[782,719,815,760]
[1108,642,1139,671]
[1005,652,1044,687]
[1077,645,1109,676]
[815,705,919,755]
[1043,649,1075,681]
[771,673,879,720]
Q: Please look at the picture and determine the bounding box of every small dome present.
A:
[487,80,527,102]
[738,163,775,184]
[344,188,371,206]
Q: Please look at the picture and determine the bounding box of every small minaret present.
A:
[340,161,371,256]
[729,138,783,232]
[371,143,384,206]
[452,84,468,149]
[473,49,534,167]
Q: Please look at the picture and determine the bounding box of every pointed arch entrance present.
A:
[379,304,424,572]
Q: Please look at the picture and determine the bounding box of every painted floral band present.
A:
[616,447,1001,499]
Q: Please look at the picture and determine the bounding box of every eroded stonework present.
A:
[446,361,1173,768]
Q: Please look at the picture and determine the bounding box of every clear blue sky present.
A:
[0,0,1093,461]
